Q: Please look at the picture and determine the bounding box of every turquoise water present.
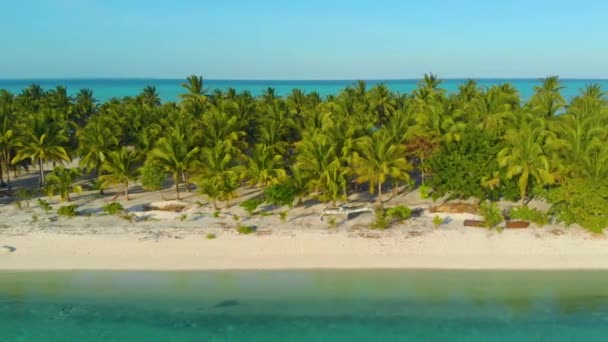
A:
[2,270,608,341]
[1,78,607,102]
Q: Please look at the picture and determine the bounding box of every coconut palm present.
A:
[12,115,70,186]
[497,119,556,205]
[44,166,82,201]
[148,130,200,200]
[529,76,565,117]
[78,120,119,180]
[196,141,240,209]
[243,143,286,188]
[100,147,140,200]
[352,130,412,205]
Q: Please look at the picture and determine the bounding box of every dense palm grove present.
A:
[1,75,607,230]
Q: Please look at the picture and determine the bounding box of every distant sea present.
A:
[1,78,607,103]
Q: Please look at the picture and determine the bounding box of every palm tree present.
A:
[100,147,140,200]
[497,119,556,205]
[244,143,286,188]
[12,115,70,186]
[180,75,207,115]
[148,130,200,200]
[529,76,565,117]
[196,141,240,209]
[44,166,82,201]
[78,120,119,182]
[353,130,412,205]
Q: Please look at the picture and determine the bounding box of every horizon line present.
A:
[3,76,608,82]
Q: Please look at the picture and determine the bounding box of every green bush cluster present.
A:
[479,202,503,229]
[264,183,299,207]
[386,205,412,222]
[240,197,263,215]
[37,198,53,212]
[57,205,79,217]
[237,225,257,234]
[508,206,549,226]
[370,207,389,230]
[103,202,124,215]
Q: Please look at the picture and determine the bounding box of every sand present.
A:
[1,172,607,271]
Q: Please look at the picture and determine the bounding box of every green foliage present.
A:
[57,205,79,217]
[240,197,263,215]
[508,206,549,226]
[264,183,299,207]
[370,207,389,230]
[31,213,39,223]
[37,198,53,212]
[546,178,608,233]
[206,233,216,239]
[178,213,188,222]
[237,225,256,234]
[141,162,166,192]
[278,210,288,223]
[419,184,432,199]
[103,202,124,215]
[427,128,518,201]
[212,210,221,218]
[386,205,412,222]
[120,213,137,223]
[479,202,503,229]
[16,188,35,208]
[433,215,444,228]
[327,216,337,228]
[44,166,82,201]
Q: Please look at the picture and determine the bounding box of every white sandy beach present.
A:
[2,180,608,271]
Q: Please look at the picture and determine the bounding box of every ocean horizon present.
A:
[1,78,607,103]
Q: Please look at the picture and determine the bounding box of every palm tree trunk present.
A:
[213,199,218,210]
[38,159,45,187]
[0,158,5,186]
[124,181,129,200]
[420,157,425,184]
[377,180,383,206]
[174,173,180,200]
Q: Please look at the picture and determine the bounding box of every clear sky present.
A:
[1,0,607,79]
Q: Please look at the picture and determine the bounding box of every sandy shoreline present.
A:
[2,228,608,271]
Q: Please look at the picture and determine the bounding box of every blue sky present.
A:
[1,0,607,79]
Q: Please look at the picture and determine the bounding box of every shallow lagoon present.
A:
[1,270,608,341]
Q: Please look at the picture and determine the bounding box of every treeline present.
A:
[0,74,607,230]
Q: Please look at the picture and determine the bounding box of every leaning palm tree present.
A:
[352,130,412,205]
[196,141,240,209]
[497,119,556,205]
[100,147,140,200]
[12,116,70,186]
[148,130,200,200]
[44,166,82,201]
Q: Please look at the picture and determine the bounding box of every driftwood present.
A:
[505,220,530,229]
[463,219,485,227]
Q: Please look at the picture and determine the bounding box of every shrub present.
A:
[141,163,166,192]
[178,214,188,222]
[546,178,608,233]
[240,198,263,215]
[206,233,216,239]
[213,210,221,218]
[386,205,412,222]
[327,216,337,228]
[419,184,432,199]
[279,211,288,223]
[37,199,53,213]
[237,225,257,234]
[103,202,124,215]
[31,214,39,223]
[57,205,79,217]
[371,207,389,230]
[433,215,444,228]
[120,213,137,222]
[479,202,503,229]
[508,206,549,226]
[264,183,299,207]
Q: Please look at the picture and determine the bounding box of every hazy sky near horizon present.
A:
[1,0,607,79]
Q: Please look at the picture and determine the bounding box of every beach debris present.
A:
[430,202,478,214]
[213,299,240,308]
[321,203,374,220]
[0,245,16,254]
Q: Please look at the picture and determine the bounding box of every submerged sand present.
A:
[1,178,607,271]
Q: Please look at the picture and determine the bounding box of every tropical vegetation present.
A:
[1,75,607,231]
